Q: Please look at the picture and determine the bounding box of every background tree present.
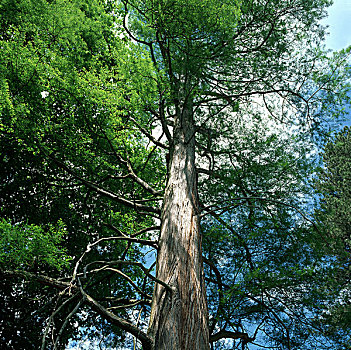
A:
[314,126,351,349]
[0,0,158,348]
[1,0,351,349]
[315,126,351,255]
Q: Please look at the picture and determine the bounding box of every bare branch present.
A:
[196,88,309,109]
[203,257,224,335]
[131,225,160,238]
[89,235,158,248]
[200,201,245,218]
[121,0,153,47]
[146,100,173,143]
[41,293,79,350]
[77,278,154,350]
[101,266,152,299]
[108,299,149,311]
[3,269,154,350]
[128,115,168,150]
[100,125,163,197]
[54,298,85,349]
[202,196,318,231]
[105,223,160,238]
[245,293,292,350]
[97,297,151,306]
[47,154,161,215]
[209,330,254,343]
[2,269,73,292]
[197,168,221,180]
[83,260,172,293]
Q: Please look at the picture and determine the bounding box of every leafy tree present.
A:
[1,0,350,349]
[0,0,153,348]
[314,126,351,347]
[315,126,351,255]
[0,219,70,270]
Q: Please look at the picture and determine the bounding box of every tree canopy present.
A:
[1,0,351,349]
[313,126,351,347]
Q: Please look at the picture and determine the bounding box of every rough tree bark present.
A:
[148,98,210,349]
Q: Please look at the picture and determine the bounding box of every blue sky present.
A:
[322,0,351,127]
[322,0,351,50]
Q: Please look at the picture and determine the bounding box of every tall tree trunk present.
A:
[148,100,210,349]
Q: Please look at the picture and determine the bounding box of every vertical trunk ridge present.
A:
[148,102,209,350]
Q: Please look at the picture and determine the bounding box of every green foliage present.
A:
[313,126,351,347]
[128,0,241,75]
[201,115,331,348]
[1,0,350,349]
[0,0,160,347]
[315,126,351,253]
[0,219,71,270]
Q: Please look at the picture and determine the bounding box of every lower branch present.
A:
[83,260,172,293]
[203,257,224,335]
[2,269,154,350]
[2,269,73,292]
[78,282,153,350]
[47,154,160,215]
[209,330,254,343]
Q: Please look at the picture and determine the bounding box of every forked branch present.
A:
[2,269,154,350]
